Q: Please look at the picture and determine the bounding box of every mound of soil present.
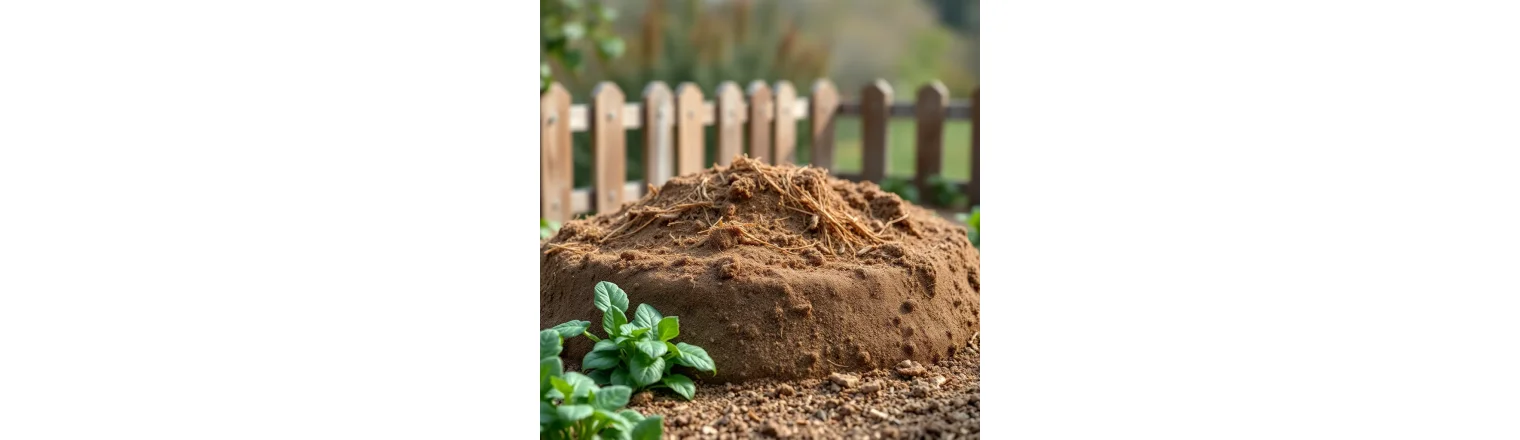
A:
[541,157,980,382]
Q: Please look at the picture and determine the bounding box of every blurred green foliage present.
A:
[962,205,979,248]
[540,218,561,240]
[541,0,625,91]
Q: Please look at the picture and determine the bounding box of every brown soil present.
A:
[541,157,980,383]
[632,333,981,440]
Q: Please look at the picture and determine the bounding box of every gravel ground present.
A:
[629,333,980,439]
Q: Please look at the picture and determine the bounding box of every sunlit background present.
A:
[542,0,979,198]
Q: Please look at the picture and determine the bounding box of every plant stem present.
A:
[582,331,601,342]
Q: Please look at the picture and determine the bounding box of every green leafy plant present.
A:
[878,177,920,204]
[957,205,980,248]
[541,329,663,440]
[541,218,562,240]
[548,281,716,400]
[927,174,970,208]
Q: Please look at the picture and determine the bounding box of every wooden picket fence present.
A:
[539,78,979,223]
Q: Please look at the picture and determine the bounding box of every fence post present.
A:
[861,79,893,183]
[591,82,627,213]
[643,82,675,188]
[746,81,773,163]
[773,81,797,165]
[714,82,744,166]
[810,79,838,171]
[540,83,573,223]
[675,83,706,176]
[970,87,980,207]
[915,82,948,201]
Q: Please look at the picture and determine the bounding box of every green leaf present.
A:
[593,385,632,410]
[593,282,612,312]
[596,281,629,313]
[630,415,663,440]
[550,376,574,399]
[540,330,562,359]
[549,320,590,339]
[541,357,564,396]
[542,356,564,379]
[629,353,666,387]
[540,401,557,426]
[662,374,695,400]
[619,323,650,339]
[587,368,612,385]
[674,343,716,372]
[664,342,681,358]
[563,372,597,401]
[582,340,621,371]
[632,304,662,328]
[596,408,633,432]
[634,340,668,359]
[556,404,594,422]
[603,307,628,336]
[618,409,643,424]
[610,367,631,387]
[655,317,680,341]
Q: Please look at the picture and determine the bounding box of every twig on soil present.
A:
[877,214,910,235]
[545,242,594,255]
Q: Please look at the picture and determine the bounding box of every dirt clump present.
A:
[541,156,980,383]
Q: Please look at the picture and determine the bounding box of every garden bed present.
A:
[541,158,980,439]
[631,333,980,440]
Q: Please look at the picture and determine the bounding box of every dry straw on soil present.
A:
[542,156,980,383]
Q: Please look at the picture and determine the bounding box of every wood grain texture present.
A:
[746,81,773,163]
[714,82,744,166]
[540,83,573,223]
[591,82,628,214]
[809,79,838,171]
[675,83,706,176]
[642,82,675,188]
[915,82,949,198]
[860,79,893,183]
[772,81,797,165]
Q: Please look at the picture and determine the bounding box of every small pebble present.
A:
[777,383,796,397]
[829,372,859,388]
[858,381,882,395]
[895,360,928,377]
[702,426,718,435]
[910,385,931,398]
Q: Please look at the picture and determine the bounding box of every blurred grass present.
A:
[819,118,973,180]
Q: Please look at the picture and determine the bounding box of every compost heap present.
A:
[541,157,980,383]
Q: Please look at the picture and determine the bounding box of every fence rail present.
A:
[540,78,980,223]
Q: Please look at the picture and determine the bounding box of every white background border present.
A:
[2,1,1518,438]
